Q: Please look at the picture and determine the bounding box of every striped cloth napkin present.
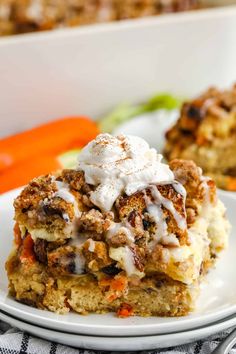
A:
[0,321,235,354]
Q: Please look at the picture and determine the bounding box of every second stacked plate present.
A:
[0,189,236,350]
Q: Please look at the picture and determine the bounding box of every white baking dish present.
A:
[0,3,236,137]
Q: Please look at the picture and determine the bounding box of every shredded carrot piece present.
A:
[99,275,128,303]
[110,275,127,292]
[99,275,128,292]
[13,223,22,247]
[20,234,36,264]
[117,303,133,318]
[107,294,118,303]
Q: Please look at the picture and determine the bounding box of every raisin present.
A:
[143,219,151,230]
[22,207,30,213]
[101,264,121,276]
[42,204,64,218]
[156,280,164,288]
[186,105,203,121]
[220,102,231,112]
[67,261,76,274]
[34,239,48,264]
[130,246,144,272]
[180,128,192,135]
[128,210,137,227]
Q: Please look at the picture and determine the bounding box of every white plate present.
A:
[1,309,236,351]
[0,189,236,337]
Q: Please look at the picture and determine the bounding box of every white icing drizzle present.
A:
[123,247,138,276]
[143,189,151,206]
[55,181,75,204]
[74,254,86,274]
[88,239,96,252]
[150,185,186,231]
[147,204,167,243]
[51,178,81,222]
[161,233,180,247]
[143,184,186,248]
[62,212,70,222]
[107,222,135,243]
[172,181,187,200]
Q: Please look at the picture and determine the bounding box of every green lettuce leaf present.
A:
[99,93,182,133]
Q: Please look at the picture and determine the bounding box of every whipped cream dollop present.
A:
[77,133,174,211]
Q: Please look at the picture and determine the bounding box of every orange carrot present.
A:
[227,177,236,191]
[20,234,35,263]
[110,275,127,292]
[0,117,99,172]
[107,294,118,303]
[99,275,128,292]
[0,154,61,194]
[99,275,128,303]
[117,303,133,318]
[13,223,22,247]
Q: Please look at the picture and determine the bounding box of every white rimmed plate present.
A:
[1,309,236,351]
[0,189,236,337]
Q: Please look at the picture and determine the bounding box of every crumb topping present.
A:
[13,156,222,285]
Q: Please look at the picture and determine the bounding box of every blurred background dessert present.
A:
[0,0,200,36]
[164,84,236,191]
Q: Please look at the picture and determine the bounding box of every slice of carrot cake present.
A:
[6,133,230,317]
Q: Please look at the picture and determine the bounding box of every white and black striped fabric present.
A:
[0,321,235,354]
